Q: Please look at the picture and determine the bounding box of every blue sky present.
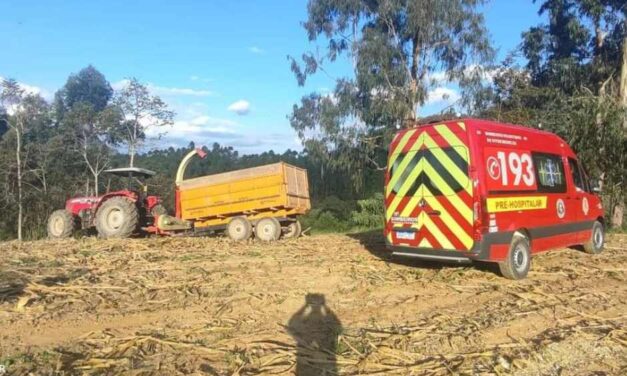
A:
[0,0,541,154]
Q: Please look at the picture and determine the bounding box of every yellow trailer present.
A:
[170,149,310,241]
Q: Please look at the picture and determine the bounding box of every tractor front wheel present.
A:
[47,210,76,239]
[95,197,139,239]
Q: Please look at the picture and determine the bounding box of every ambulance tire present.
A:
[499,235,531,280]
[583,221,604,254]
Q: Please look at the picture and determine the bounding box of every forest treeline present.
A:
[1,0,626,240]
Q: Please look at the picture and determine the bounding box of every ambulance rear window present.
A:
[532,153,566,193]
[389,146,469,197]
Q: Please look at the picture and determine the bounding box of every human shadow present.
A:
[287,293,342,376]
[348,229,500,275]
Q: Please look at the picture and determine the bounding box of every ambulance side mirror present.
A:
[590,179,602,194]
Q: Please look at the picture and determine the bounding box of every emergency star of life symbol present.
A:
[487,156,501,180]
[556,199,566,219]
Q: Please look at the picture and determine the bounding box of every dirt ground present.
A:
[0,232,625,375]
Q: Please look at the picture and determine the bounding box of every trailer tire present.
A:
[283,220,302,239]
[47,210,76,239]
[583,221,604,254]
[95,197,138,239]
[498,234,531,280]
[227,217,252,241]
[255,217,281,241]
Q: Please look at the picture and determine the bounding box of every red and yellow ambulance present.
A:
[384,118,605,279]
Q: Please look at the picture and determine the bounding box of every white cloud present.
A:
[112,79,214,97]
[425,87,460,105]
[227,100,251,115]
[152,115,240,142]
[427,71,448,86]
[249,46,265,54]
[189,75,200,81]
[150,112,300,154]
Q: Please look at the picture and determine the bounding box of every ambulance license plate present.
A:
[396,231,415,240]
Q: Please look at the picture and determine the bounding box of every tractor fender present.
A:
[93,190,139,213]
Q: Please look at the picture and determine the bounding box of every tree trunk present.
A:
[15,123,22,241]
[94,172,99,196]
[129,144,135,167]
[620,33,627,131]
[613,32,627,228]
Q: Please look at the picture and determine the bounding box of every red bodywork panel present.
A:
[384,118,604,262]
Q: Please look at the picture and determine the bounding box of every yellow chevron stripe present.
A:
[414,187,473,249]
[422,132,471,194]
[398,183,472,249]
[385,158,426,218]
[417,213,454,249]
[457,121,466,131]
[422,160,473,223]
[386,148,418,196]
[434,124,468,161]
[388,129,417,171]
[388,132,469,198]
[418,237,432,248]
[386,153,472,223]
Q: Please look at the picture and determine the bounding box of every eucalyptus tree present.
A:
[0,79,51,240]
[482,0,626,227]
[113,78,174,167]
[289,0,494,189]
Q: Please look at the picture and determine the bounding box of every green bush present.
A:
[300,194,384,233]
[350,193,384,229]
[300,209,351,233]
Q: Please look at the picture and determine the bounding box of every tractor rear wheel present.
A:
[255,217,281,241]
[283,220,302,239]
[227,217,252,241]
[47,210,76,239]
[95,197,139,239]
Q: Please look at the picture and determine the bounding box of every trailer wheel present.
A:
[47,210,76,239]
[255,217,281,241]
[498,234,531,280]
[95,197,139,239]
[283,220,302,239]
[227,217,252,241]
[583,221,604,254]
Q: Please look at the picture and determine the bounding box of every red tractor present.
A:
[47,168,166,239]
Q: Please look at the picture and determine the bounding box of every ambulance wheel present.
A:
[283,220,302,239]
[227,217,252,241]
[499,235,531,280]
[255,217,281,241]
[47,210,76,239]
[583,221,604,254]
